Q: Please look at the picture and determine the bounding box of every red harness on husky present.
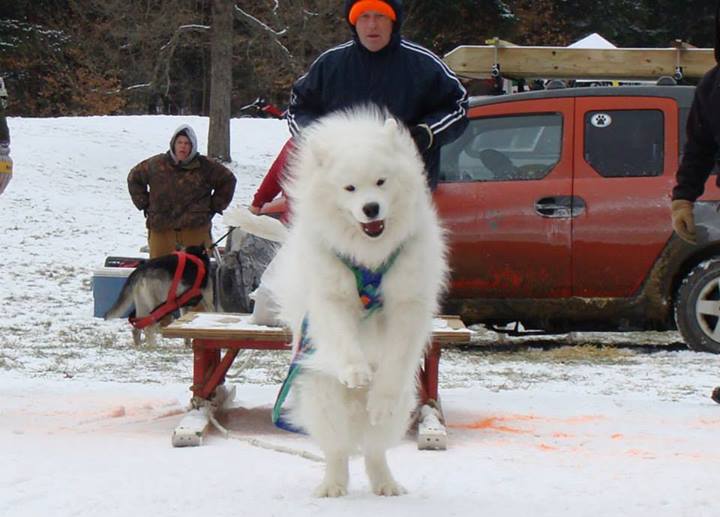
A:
[129,251,207,330]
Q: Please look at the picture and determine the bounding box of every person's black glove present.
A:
[409,124,433,153]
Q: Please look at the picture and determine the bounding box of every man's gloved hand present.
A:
[409,124,433,153]
[671,199,696,244]
[0,144,12,195]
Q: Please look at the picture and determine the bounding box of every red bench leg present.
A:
[192,341,221,398]
[419,341,441,405]
[198,348,239,399]
[417,341,447,450]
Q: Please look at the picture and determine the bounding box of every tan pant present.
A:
[147,225,213,321]
[147,225,212,258]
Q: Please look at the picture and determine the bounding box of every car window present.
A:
[584,109,664,177]
[439,113,563,183]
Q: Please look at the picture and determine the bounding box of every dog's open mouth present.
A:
[361,220,385,238]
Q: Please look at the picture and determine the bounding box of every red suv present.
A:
[259,85,720,352]
[435,84,720,353]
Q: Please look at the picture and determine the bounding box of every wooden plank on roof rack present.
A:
[443,45,715,80]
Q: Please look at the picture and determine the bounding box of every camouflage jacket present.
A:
[128,152,236,231]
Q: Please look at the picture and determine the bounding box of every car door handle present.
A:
[535,196,586,218]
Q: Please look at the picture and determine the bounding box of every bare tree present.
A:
[61,0,209,114]
[208,0,233,161]
[233,1,346,107]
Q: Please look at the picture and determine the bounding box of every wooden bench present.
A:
[162,312,472,449]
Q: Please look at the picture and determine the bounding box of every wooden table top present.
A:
[162,312,472,345]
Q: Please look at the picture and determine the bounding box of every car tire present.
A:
[675,258,720,353]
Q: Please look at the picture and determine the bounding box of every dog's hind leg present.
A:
[364,449,406,496]
[132,285,159,346]
[314,452,350,498]
[132,327,142,346]
[362,399,413,496]
[144,325,158,346]
[293,374,355,497]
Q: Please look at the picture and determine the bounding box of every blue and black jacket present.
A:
[287,0,468,188]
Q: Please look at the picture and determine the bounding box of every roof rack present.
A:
[444,39,714,82]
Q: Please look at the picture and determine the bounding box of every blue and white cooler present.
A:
[92,265,135,318]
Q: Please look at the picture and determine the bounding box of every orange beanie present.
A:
[348,1,397,25]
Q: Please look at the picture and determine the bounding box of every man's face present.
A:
[174,135,192,162]
[355,10,393,52]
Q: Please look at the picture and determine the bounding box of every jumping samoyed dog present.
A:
[270,106,448,497]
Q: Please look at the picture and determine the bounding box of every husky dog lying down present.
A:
[104,245,213,345]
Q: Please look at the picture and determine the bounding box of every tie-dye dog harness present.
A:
[272,248,402,432]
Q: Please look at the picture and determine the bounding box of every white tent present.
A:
[568,33,617,49]
[566,33,651,85]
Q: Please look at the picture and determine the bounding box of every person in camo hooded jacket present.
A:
[127,124,237,258]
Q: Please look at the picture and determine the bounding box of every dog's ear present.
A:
[383,118,399,131]
[184,245,207,257]
[307,138,333,171]
[382,117,405,147]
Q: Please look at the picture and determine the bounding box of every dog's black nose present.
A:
[363,202,379,219]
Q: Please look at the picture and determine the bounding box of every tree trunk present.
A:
[207,0,232,162]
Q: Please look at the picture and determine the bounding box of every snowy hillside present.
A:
[1,116,719,517]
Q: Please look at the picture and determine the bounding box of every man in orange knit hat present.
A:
[287,0,468,189]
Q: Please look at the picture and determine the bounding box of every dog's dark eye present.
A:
[376,178,385,187]
[345,185,356,192]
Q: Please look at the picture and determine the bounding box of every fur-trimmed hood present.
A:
[168,124,199,165]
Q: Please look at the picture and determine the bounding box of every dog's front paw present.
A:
[366,389,397,425]
[313,481,348,498]
[338,362,372,389]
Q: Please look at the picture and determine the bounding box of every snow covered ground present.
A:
[1,115,719,517]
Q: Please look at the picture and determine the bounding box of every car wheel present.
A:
[675,258,720,353]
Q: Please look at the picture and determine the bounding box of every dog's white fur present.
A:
[268,107,448,497]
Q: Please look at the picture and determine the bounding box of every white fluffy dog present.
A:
[268,107,448,497]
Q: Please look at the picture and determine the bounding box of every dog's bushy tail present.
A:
[223,207,288,243]
[103,272,137,320]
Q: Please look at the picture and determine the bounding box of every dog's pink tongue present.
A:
[362,220,385,237]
